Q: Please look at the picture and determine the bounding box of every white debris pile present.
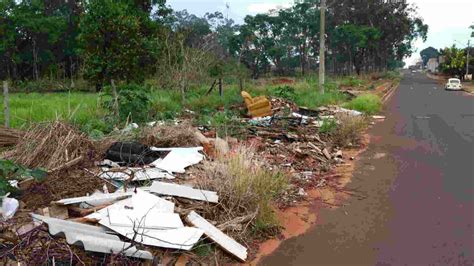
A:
[30,143,248,262]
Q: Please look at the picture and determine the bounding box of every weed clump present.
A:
[343,94,381,115]
[198,145,288,238]
[331,114,368,147]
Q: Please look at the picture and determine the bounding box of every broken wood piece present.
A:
[67,203,112,217]
[48,156,83,173]
[150,181,218,203]
[307,142,322,153]
[186,211,247,262]
[322,148,331,160]
[38,205,69,219]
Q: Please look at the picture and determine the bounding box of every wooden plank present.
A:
[186,211,247,261]
[150,181,218,203]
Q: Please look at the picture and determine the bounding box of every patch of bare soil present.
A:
[250,133,370,265]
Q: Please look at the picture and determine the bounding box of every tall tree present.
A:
[79,0,157,90]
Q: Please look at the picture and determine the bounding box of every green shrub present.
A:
[343,94,381,115]
[319,118,338,134]
[102,83,152,123]
[270,85,296,100]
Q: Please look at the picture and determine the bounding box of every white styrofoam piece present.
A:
[150,147,204,173]
[100,167,175,181]
[31,214,153,260]
[186,211,247,261]
[149,181,218,203]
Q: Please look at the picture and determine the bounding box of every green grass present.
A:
[343,94,382,115]
[1,75,384,132]
[0,92,102,129]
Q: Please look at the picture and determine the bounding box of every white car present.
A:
[445,78,462,90]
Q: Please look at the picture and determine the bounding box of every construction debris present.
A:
[54,191,134,206]
[0,92,374,264]
[88,190,204,250]
[150,147,204,173]
[186,211,248,262]
[31,214,153,260]
[150,181,218,203]
[1,196,19,220]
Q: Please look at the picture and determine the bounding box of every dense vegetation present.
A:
[1,0,427,87]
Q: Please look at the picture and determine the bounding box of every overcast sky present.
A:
[167,0,474,65]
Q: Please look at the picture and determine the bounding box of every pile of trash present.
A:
[0,100,383,264]
[1,122,251,264]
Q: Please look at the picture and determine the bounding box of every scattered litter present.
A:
[337,107,362,116]
[150,181,218,203]
[31,214,153,260]
[122,123,139,133]
[297,188,307,196]
[1,196,19,220]
[105,142,163,166]
[151,147,204,173]
[99,167,175,181]
[372,115,386,120]
[186,211,248,262]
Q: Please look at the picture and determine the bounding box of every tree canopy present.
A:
[0,0,428,84]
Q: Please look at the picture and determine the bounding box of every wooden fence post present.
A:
[218,78,223,97]
[3,81,10,128]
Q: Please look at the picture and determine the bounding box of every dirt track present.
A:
[260,71,474,265]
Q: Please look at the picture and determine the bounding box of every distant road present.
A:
[260,71,474,265]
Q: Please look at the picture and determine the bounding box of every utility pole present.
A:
[318,0,326,94]
[466,40,470,79]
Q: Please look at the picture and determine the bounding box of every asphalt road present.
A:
[260,71,474,265]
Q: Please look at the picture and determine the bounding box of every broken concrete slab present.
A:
[186,211,247,262]
[150,147,204,173]
[31,214,153,260]
[150,181,218,203]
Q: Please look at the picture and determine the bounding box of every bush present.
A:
[331,114,368,147]
[269,85,296,100]
[340,76,365,87]
[102,83,152,123]
[319,118,338,134]
[343,94,381,115]
[198,146,288,237]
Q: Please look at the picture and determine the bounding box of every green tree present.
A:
[439,46,466,79]
[420,47,440,67]
[79,0,157,90]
